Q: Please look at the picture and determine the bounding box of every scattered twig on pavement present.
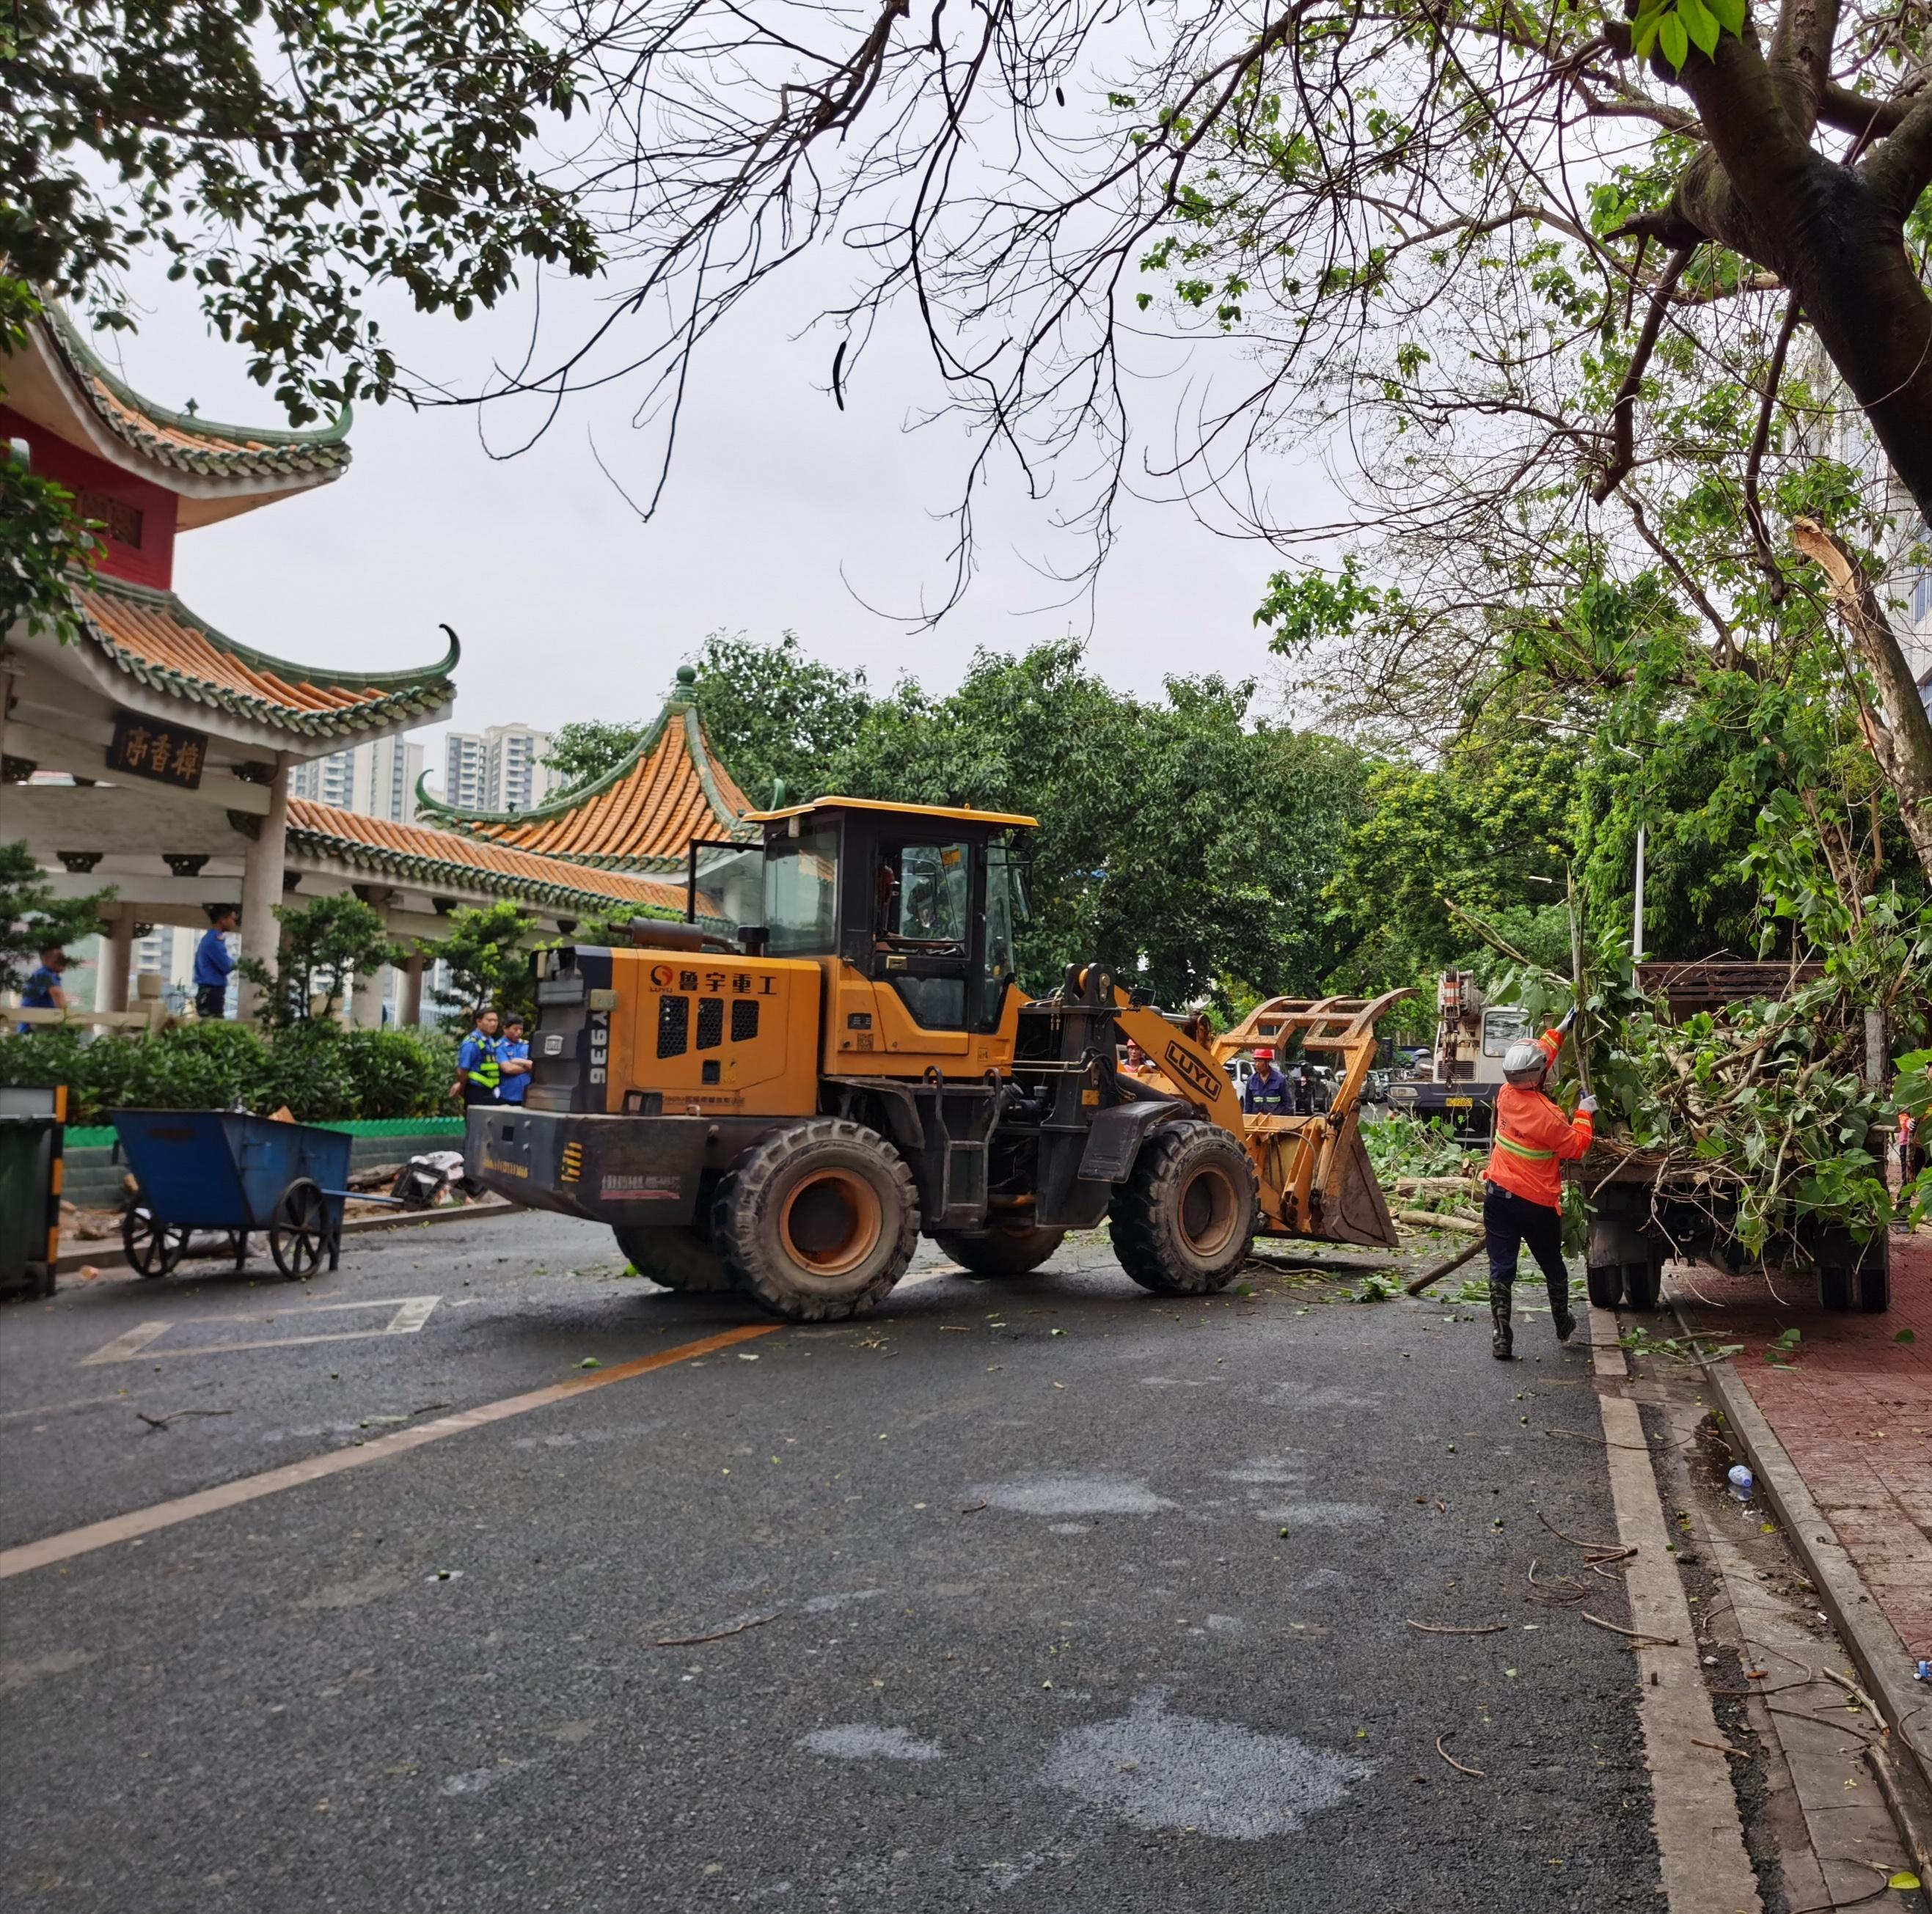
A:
[960,1500,989,1514]
[1821,1666,1889,1731]
[1544,1425,1689,1454]
[135,1409,234,1431]
[411,1403,452,1418]
[1691,1737,1749,1759]
[653,1613,780,1648]
[1406,1619,1510,1635]
[1584,1546,1637,1564]
[1536,1511,1626,1555]
[1786,1881,1894,1914]
[1527,1558,1589,1603]
[1435,1734,1485,1778]
[1581,1611,1679,1647]
[1766,1703,1876,1741]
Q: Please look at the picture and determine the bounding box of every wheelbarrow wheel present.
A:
[269,1178,330,1281]
[122,1205,186,1278]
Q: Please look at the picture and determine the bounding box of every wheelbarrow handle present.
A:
[321,1188,409,1209]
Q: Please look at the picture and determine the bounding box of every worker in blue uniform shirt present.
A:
[1244,1046,1291,1114]
[457,1008,504,1106]
[497,1013,533,1105]
[194,904,238,1019]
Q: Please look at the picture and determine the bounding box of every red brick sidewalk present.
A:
[1672,1232,1932,1671]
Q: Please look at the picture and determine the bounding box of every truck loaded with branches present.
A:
[1490,873,1928,1313]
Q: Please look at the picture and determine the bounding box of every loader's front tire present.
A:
[612,1222,734,1294]
[935,1222,1066,1279]
[1110,1123,1258,1296]
[715,1120,919,1321]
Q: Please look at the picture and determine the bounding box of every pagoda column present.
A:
[95,906,133,1014]
[351,964,387,1030]
[400,952,427,1027]
[236,763,289,1022]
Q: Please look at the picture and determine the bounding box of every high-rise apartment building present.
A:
[439,725,557,813]
[290,733,425,822]
[442,730,489,811]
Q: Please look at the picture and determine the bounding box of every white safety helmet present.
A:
[1501,1039,1548,1086]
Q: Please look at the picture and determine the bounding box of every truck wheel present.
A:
[714,1120,919,1321]
[611,1222,734,1294]
[1585,1264,1622,1309]
[1858,1255,1891,1312]
[934,1223,1066,1278]
[1110,1123,1258,1296]
[1623,1261,1661,1313]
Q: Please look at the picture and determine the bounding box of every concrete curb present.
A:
[54,1198,519,1278]
[1672,1290,1932,1806]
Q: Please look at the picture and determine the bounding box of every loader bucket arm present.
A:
[1080,977,1411,1252]
[1214,989,1416,1251]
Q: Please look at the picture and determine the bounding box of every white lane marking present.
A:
[76,1324,169,1368]
[1590,1303,1762,1914]
[80,1297,440,1366]
[0,1393,134,1424]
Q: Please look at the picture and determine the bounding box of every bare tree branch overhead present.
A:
[17,0,1926,824]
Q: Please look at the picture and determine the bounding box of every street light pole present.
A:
[1632,822,1646,963]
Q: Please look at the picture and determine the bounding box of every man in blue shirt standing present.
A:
[18,943,73,1033]
[1243,1047,1291,1115]
[194,905,238,1019]
[457,1008,504,1106]
[497,1013,533,1105]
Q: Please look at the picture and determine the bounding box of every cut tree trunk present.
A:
[1788,517,1932,887]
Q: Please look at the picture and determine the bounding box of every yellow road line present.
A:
[0,1323,779,1581]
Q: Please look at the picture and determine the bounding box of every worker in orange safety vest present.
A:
[1483,1009,1596,1360]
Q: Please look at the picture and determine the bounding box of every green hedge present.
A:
[0,1022,459,1126]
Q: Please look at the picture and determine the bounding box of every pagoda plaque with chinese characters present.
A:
[106,710,208,790]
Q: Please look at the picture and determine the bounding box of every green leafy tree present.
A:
[0,838,112,994]
[238,893,400,1029]
[824,642,1369,1010]
[4,0,599,422]
[544,722,650,795]
[687,631,871,806]
[3,0,603,650]
[427,901,539,1027]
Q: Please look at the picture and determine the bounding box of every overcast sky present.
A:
[103,260,1336,776]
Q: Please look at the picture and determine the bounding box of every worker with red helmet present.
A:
[1484,1009,1597,1360]
[1244,1047,1291,1115]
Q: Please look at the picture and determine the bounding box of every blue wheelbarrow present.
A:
[109,1110,372,1281]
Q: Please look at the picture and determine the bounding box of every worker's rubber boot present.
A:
[1490,1282,1513,1361]
[1546,1272,1576,1344]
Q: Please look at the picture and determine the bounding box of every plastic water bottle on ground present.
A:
[1727,1465,1753,1503]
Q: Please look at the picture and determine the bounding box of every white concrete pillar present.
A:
[400,952,426,1027]
[95,909,133,1013]
[235,765,289,1021]
[351,964,387,1030]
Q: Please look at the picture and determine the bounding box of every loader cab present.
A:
[752,797,1035,1038]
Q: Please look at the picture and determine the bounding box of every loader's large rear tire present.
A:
[934,1223,1066,1279]
[714,1120,919,1321]
[1110,1123,1258,1297]
[612,1222,734,1294]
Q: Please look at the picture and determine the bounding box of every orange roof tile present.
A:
[419,692,755,871]
[288,800,707,920]
[74,577,457,738]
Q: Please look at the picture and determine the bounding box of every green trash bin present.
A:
[0,1085,64,1301]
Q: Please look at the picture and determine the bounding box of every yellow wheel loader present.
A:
[466,798,1408,1321]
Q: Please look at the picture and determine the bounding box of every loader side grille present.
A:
[696,997,725,1050]
[731,1000,759,1043]
[657,994,689,1058]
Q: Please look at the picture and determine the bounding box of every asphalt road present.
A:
[1,1211,1660,1913]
